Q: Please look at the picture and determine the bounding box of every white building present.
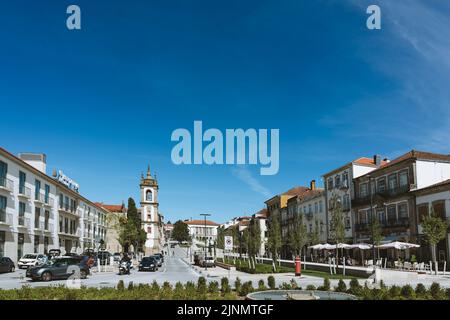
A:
[322,156,388,242]
[414,179,450,264]
[0,147,108,262]
[251,209,268,256]
[184,219,219,244]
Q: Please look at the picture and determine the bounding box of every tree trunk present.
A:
[431,244,437,275]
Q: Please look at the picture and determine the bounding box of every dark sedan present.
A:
[0,257,15,273]
[138,257,158,272]
[26,257,90,281]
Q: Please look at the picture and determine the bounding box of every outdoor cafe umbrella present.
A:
[376,241,420,262]
[346,243,373,265]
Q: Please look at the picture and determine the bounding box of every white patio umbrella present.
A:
[308,243,330,250]
[376,241,420,250]
[347,243,372,250]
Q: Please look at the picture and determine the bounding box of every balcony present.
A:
[0,177,14,193]
[58,229,81,238]
[354,185,410,206]
[305,212,314,220]
[0,210,13,225]
[18,217,31,229]
[355,218,410,234]
[18,185,31,199]
[44,197,54,208]
[58,205,79,217]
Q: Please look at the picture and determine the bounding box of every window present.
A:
[314,202,318,213]
[319,201,323,212]
[0,195,6,223]
[359,183,368,197]
[377,209,385,224]
[345,217,351,229]
[433,201,446,219]
[335,175,341,188]
[35,179,41,200]
[327,178,333,190]
[44,185,50,203]
[35,207,40,229]
[59,217,63,232]
[0,231,5,258]
[387,205,396,222]
[399,170,408,188]
[146,189,153,202]
[0,161,7,187]
[398,203,408,220]
[377,177,386,193]
[308,204,312,214]
[359,211,367,224]
[34,235,40,253]
[343,194,350,209]
[417,204,429,223]
[44,210,49,230]
[19,202,26,225]
[64,218,68,234]
[388,174,397,190]
[19,171,26,194]
[59,194,63,208]
[342,172,349,187]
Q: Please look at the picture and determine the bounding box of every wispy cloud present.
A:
[231,166,271,198]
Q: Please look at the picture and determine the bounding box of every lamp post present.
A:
[200,213,211,271]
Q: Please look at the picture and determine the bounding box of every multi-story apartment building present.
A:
[265,186,311,258]
[96,203,127,254]
[184,219,219,244]
[286,181,327,246]
[414,179,450,264]
[352,151,450,255]
[251,209,268,256]
[323,156,387,242]
[0,147,109,261]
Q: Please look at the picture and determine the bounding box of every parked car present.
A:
[201,256,216,268]
[26,256,89,281]
[0,257,15,273]
[151,255,163,267]
[18,254,47,269]
[138,257,158,272]
[154,253,164,263]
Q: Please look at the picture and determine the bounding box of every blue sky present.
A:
[1,0,449,223]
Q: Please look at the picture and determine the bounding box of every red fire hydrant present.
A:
[295,256,302,276]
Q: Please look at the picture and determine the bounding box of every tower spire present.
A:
[147,164,151,178]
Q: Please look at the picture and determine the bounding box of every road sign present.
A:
[224,236,233,250]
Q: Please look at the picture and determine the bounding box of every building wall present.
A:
[415,161,450,189]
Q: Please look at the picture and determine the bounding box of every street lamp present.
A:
[200,213,211,271]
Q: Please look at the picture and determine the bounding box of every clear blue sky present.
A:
[1,0,449,223]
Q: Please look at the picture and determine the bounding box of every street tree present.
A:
[267,212,282,271]
[172,220,191,244]
[329,193,346,268]
[371,215,383,259]
[422,207,448,275]
[289,213,307,258]
[245,219,261,270]
[309,218,321,246]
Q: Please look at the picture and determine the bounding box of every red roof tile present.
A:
[184,219,219,226]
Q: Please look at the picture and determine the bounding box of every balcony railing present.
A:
[305,212,314,220]
[355,218,410,233]
[0,210,13,225]
[44,197,54,207]
[18,185,32,198]
[354,185,410,205]
[0,177,14,192]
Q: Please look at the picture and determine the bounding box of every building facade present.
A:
[352,151,450,251]
[323,156,387,243]
[184,219,219,244]
[0,148,108,262]
[96,203,127,254]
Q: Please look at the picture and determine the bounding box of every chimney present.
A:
[310,180,316,190]
[374,154,381,166]
[18,153,47,174]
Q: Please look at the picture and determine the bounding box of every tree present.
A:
[289,213,307,258]
[127,198,146,253]
[329,193,346,268]
[371,215,383,259]
[216,226,225,249]
[172,220,191,244]
[422,207,448,275]
[245,219,261,270]
[309,218,321,246]
[267,213,282,271]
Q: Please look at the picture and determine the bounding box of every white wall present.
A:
[416,161,450,189]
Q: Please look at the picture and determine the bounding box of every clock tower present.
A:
[140,165,160,255]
